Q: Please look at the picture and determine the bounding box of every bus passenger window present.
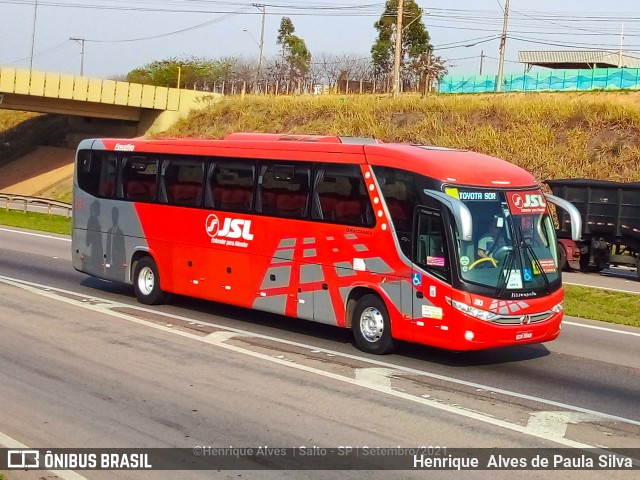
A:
[312,164,374,227]
[121,156,159,202]
[258,163,310,219]
[207,161,255,213]
[161,159,204,207]
[77,151,117,199]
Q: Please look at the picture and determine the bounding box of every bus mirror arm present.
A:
[423,190,473,241]
[544,193,582,241]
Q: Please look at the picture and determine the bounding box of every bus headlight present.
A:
[551,302,563,313]
[450,299,498,322]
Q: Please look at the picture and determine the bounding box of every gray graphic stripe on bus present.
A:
[326,236,334,241]
[334,262,356,277]
[339,287,351,305]
[353,244,369,252]
[400,279,414,315]
[300,264,324,284]
[260,266,292,289]
[345,233,358,240]
[363,257,394,274]
[313,289,337,325]
[303,249,317,258]
[272,249,294,262]
[297,292,314,320]
[253,295,288,315]
[278,238,296,248]
[303,237,316,244]
[72,190,148,284]
[379,281,402,310]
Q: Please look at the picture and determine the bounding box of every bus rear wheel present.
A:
[133,256,167,305]
[352,294,396,355]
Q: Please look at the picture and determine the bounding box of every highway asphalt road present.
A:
[563,268,639,294]
[0,227,639,479]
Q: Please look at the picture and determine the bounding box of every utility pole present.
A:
[392,0,404,98]
[496,0,510,92]
[618,23,624,68]
[29,0,39,70]
[252,3,266,94]
[479,50,485,75]
[70,37,86,76]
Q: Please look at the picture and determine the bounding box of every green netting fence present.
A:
[439,68,640,93]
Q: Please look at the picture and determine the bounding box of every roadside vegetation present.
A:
[0,210,71,235]
[167,92,640,182]
[564,285,640,328]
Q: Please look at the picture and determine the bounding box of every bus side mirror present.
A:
[423,189,473,241]
[544,193,582,241]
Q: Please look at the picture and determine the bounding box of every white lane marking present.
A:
[354,368,394,390]
[3,273,640,427]
[0,227,71,242]
[0,431,88,480]
[564,281,639,296]
[526,412,602,439]
[564,320,640,337]
[2,274,640,438]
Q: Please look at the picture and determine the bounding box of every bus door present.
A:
[410,207,453,346]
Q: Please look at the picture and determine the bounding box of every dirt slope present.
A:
[0,146,75,198]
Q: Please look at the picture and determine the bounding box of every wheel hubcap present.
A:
[360,307,384,343]
[138,266,154,296]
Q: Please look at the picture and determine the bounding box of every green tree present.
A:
[276,17,311,92]
[125,57,238,90]
[371,0,431,87]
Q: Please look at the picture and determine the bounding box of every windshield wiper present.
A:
[517,225,551,294]
[495,248,515,299]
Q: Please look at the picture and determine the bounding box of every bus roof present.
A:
[89,135,538,189]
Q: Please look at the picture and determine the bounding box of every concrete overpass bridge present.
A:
[0,66,219,135]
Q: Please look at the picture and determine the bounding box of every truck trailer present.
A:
[546,178,640,279]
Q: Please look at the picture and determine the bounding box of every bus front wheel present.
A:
[133,256,167,305]
[352,294,396,355]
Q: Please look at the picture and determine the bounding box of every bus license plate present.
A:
[516,331,533,341]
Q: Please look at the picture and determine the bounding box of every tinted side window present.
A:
[77,151,117,199]
[121,156,159,202]
[162,159,204,207]
[313,164,374,227]
[258,163,310,219]
[373,167,421,232]
[206,160,255,213]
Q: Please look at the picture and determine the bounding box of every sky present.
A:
[1,0,639,79]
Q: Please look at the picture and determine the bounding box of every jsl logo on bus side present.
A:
[205,214,254,248]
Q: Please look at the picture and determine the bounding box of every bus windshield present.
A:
[451,188,560,293]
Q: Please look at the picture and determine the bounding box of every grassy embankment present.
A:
[0,210,71,235]
[167,92,640,182]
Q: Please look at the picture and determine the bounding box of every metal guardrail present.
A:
[0,193,72,217]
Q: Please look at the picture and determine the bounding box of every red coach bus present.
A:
[72,133,581,354]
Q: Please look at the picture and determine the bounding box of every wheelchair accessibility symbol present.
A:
[523,268,533,282]
[412,273,422,286]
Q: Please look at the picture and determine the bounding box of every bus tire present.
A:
[133,256,167,305]
[352,294,396,355]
